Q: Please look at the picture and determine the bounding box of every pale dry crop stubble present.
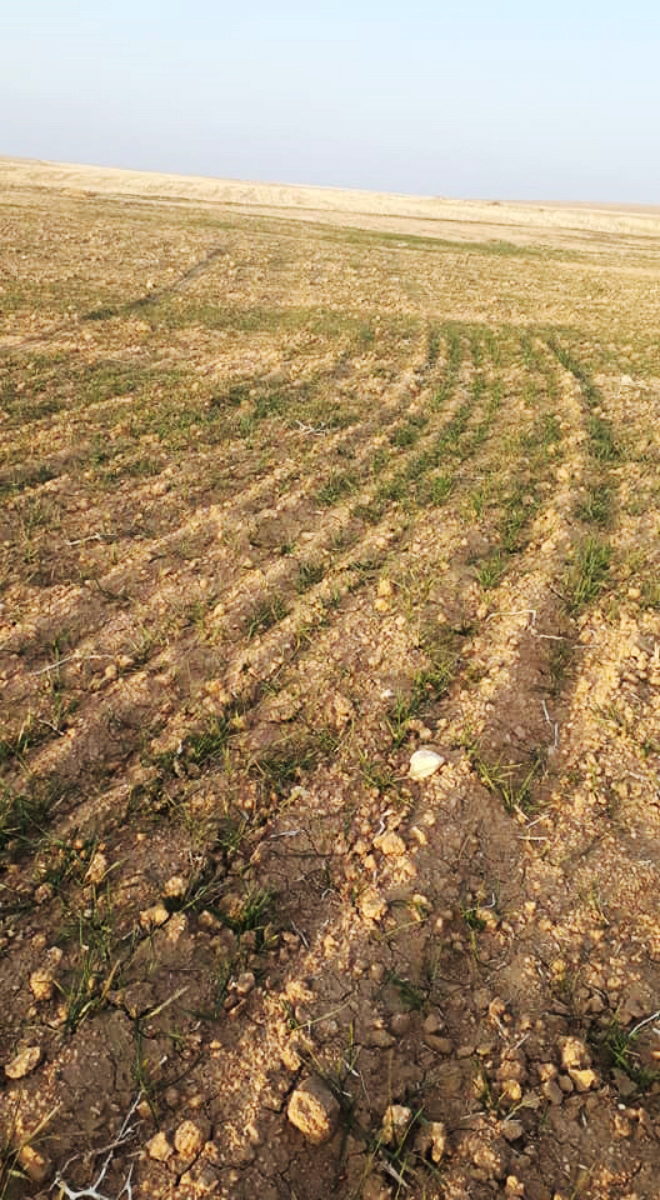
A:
[2,159,660,1198]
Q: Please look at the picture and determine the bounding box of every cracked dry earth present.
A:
[3,164,660,1200]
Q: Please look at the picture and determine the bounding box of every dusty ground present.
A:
[2,160,660,1199]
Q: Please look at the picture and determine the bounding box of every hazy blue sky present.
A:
[4,1,660,202]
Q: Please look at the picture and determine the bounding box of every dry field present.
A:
[2,161,660,1200]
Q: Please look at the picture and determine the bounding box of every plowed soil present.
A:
[2,161,660,1200]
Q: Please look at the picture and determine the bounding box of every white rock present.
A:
[5,1045,41,1079]
[409,749,444,780]
[139,903,169,929]
[17,1144,51,1184]
[287,1077,339,1143]
[146,1131,173,1162]
[163,875,187,898]
[173,1119,204,1162]
[85,851,108,885]
[376,831,406,857]
[235,971,256,995]
[29,970,55,1002]
[381,1104,412,1145]
[359,887,388,922]
[415,1119,448,1162]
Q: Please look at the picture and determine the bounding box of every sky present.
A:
[3,1,660,203]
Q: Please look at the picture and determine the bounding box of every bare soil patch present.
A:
[2,160,660,1199]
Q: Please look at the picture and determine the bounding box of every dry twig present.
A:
[51,1094,141,1200]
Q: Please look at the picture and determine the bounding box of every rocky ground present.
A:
[2,162,660,1198]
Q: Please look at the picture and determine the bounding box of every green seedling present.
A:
[465,740,542,815]
[246,594,288,638]
[475,551,505,590]
[575,483,612,528]
[563,538,611,614]
[386,971,428,1013]
[597,1018,660,1091]
[62,901,120,1033]
[316,469,358,506]
[296,560,325,593]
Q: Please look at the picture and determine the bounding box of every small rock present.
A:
[163,875,187,899]
[569,1067,598,1093]
[496,1053,524,1082]
[538,1062,558,1082]
[281,1038,303,1071]
[29,969,55,1003]
[413,817,434,847]
[166,912,187,943]
[235,971,255,996]
[614,1112,633,1138]
[488,997,507,1024]
[409,749,444,780]
[505,1177,526,1196]
[469,1136,509,1180]
[147,1131,173,1162]
[377,830,406,857]
[369,1027,396,1049]
[245,1122,261,1147]
[618,983,652,1024]
[359,887,388,922]
[612,1068,638,1099]
[139,903,169,929]
[500,1120,525,1142]
[174,1119,205,1164]
[5,1045,41,1080]
[542,1079,563,1105]
[499,1079,523,1104]
[559,1036,590,1071]
[17,1144,51,1185]
[198,909,222,931]
[415,1120,447,1162]
[381,1105,412,1145]
[390,1012,411,1036]
[287,1077,340,1144]
[34,883,54,905]
[85,851,108,885]
[425,1034,453,1055]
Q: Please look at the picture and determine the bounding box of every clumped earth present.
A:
[2,163,660,1199]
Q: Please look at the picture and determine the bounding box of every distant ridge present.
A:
[3,155,660,247]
